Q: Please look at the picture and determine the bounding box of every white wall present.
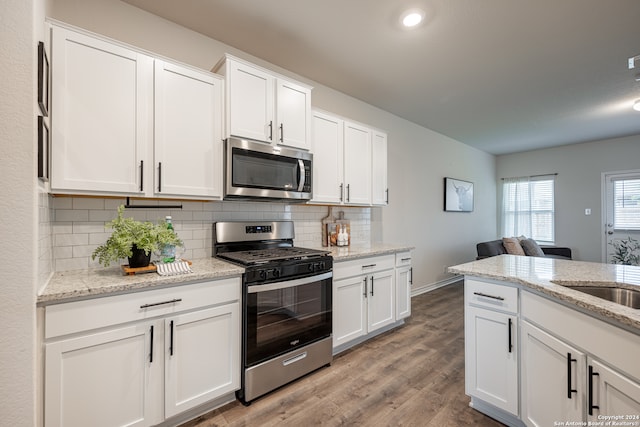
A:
[48,0,497,288]
[0,0,43,424]
[497,135,640,262]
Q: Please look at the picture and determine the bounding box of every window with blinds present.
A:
[613,178,640,230]
[502,176,555,244]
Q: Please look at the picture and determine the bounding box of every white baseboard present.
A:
[411,275,462,297]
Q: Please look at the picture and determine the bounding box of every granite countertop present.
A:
[449,254,640,332]
[38,244,413,306]
[38,258,244,306]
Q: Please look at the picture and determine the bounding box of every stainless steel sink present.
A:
[567,286,640,309]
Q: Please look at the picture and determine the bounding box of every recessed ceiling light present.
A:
[401,9,425,28]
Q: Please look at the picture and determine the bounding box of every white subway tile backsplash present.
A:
[50,197,372,272]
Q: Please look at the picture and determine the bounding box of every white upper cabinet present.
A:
[343,121,372,205]
[371,130,388,206]
[310,110,344,204]
[50,26,153,195]
[50,25,223,199]
[215,54,312,150]
[154,60,223,199]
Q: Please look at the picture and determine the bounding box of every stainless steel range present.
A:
[213,221,333,404]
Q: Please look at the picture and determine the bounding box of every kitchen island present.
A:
[449,255,640,427]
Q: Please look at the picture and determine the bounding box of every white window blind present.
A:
[501,175,555,244]
[613,178,640,230]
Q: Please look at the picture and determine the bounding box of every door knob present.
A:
[608,231,614,235]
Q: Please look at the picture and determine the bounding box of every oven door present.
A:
[225,137,312,200]
[245,271,332,367]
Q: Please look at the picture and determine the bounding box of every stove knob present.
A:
[319,261,326,270]
[308,263,314,272]
[272,268,280,278]
[259,270,267,280]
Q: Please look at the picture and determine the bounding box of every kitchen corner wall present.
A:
[50,196,372,271]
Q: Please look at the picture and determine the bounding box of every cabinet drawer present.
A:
[45,277,241,339]
[465,278,518,314]
[395,251,412,267]
[334,254,394,280]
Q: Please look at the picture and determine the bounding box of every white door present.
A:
[521,321,585,427]
[164,303,240,418]
[310,111,344,204]
[154,61,223,199]
[276,79,311,150]
[465,306,519,415]
[367,269,395,332]
[344,121,372,205]
[603,171,640,264]
[588,358,640,420]
[333,276,367,348]
[227,60,274,142]
[371,130,388,206]
[45,322,163,427]
[395,265,412,320]
[50,26,153,195]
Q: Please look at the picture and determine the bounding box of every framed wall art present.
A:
[444,177,474,212]
[38,116,49,181]
[38,41,49,116]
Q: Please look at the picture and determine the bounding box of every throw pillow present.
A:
[520,238,546,257]
[502,237,526,256]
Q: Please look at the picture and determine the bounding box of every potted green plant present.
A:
[91,205,183,268]
[609,236,640,266]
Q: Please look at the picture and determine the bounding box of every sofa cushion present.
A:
[520,238,545,257]
[476,240,508,258]
[502,237,525,255]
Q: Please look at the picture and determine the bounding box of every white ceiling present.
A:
[123,0,640,155]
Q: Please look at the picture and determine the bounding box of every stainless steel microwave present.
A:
[225,137,312,201]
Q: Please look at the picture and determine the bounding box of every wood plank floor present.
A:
[180,281,504,427]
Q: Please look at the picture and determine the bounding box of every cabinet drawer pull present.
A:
[385,188,389,204]
[139,160,144,191]
[158,162,162,192]
[139,298,182,309]
[279,123,284,142]
[362,264,377,269]
[409,267,413,285]
[401,258,411,262]
[473,292,505,301]
[567,353,577,398]
[340,183,344,202]
[588,365,600,415]
[346,184,350,202]
[268,120,273,140]
[363,276,368,298]
[370,276,374,296]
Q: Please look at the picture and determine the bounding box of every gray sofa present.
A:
[476,239,572,260]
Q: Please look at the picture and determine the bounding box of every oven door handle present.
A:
[247,271,332,293]
[297,159,305,192]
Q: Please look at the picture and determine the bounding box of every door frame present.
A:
[601,169,640,263]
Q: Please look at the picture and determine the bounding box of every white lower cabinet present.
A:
[44,278,240,427]
[464,279,519,417]
[395,252,412,320]
[521,321,585,427]
[589,358,640,420]
[333,255,399,350]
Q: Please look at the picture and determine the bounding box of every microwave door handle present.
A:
[297,159,305,192]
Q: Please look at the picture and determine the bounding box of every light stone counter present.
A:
[38,245,413,306]
[325,243,414,261]
[449,254,640,332]
[38,258,244,306]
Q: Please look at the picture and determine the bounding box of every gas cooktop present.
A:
[217,246,330,266]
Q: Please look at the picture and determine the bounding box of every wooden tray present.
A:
[121,260,192,276]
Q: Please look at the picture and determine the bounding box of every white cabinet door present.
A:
[333,275,367,348]
[395,265,412,320]
[588,358,640,421]
[521,321,585,427]
[45,322,163,427]
[371,130,388,206]
[310,111,344,204]
[366,269,395,333]
[51,26,153,195]
[164,303,240,418]
[227,60,274,142]
[344,121,372,205]
[276,79,311,150]
[154,61,223,199]
[465,306,519,415]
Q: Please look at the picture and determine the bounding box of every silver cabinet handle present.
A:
[363,276,368,298]
[346,184,350,202]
